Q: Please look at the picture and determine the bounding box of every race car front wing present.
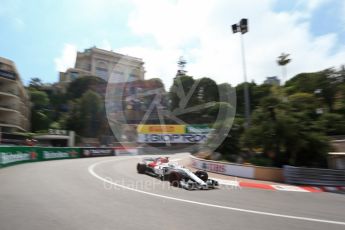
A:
[180,178,219,190]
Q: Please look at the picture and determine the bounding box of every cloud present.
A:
[128,0,212,49]
[124,0,345,87]
[54,44,77,72]
[303,0,330,11]
[116,46,182,87]
[99,39,112,51]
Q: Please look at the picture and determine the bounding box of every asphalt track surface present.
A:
[0,153,344,230]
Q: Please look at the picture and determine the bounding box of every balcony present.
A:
[0,69,16,81]
[0,119,26,132]
[0,104,20,113]
[0,90,20,99]
[0,96,30,116]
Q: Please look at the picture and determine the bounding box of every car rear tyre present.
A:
[195,170,208,182]
[169,171,182,187]
[137,163,147,174]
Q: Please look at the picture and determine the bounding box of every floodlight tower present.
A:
[232,18,251,128]
[177,56,187,76]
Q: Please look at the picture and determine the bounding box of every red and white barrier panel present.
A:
[215,179,345,193]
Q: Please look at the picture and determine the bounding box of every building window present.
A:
[111,70,125,83]
[96,67,108,80]
[129,74,138,82]
[70,72,79,81]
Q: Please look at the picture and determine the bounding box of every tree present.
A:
[285,72,319,94]
[145,78,165,89]
[207,102,233,117]
[29,89,52,131]
[252,83,272,108]
[29,78,43,90]
[318,113,345,135]
[236,82,276,117]
[277,53,291,82]
[66,75,106,99]
[214,117,243,162]
[285,69,341,112]
[242,94,330,167]
[197,77,219,103]
[30,89,49,108]
[218,83,235,103]
[319,68,340,112]
[169,75,196,111]
[48,91,68,122]
[235,82,256,116]
[31,111,51,132]
[169,76,203,123]
[288,92,316,112]
[80,90,103,137]
[66,90,103,137]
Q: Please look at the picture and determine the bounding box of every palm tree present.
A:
[277,53,291,83]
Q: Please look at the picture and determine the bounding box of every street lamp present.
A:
[232,18,250,128]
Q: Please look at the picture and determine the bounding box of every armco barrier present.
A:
[190,155,283,182]
[284,165,345,186]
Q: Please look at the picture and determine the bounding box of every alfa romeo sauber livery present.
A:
[136,157,218,190]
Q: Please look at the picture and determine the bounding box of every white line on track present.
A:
[88,157,345,226]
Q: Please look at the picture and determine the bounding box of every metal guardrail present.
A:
[284,165,345,186]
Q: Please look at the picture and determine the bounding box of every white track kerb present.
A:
[88,158,345,226]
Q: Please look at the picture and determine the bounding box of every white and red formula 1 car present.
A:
[136,157,218,190]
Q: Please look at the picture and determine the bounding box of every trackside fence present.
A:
[284,165,345,186]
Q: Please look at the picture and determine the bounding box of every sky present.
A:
[1,0,345,89]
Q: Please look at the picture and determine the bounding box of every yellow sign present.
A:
[137,125,185,134]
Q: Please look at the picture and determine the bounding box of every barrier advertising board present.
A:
[0,147,38,167]
[191,156,255,178]
[114,147,139,156]
[137,134,209,143]
[137,125,185,134]
[186,125,213,134]
[137,124,213,143]
[81,148,115,157]
[40,147,80,160]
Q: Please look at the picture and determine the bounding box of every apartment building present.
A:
[58,47,145,92]
[0,57,30,133]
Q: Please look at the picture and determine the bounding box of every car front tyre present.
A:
[137,163,147,174]
[169,171,182,187]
